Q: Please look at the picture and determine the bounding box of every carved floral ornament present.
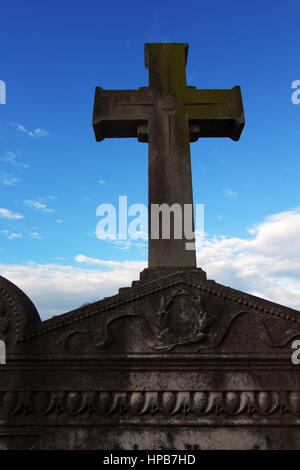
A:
[147,289,214,350]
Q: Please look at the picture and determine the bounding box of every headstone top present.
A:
[93,43,245,268]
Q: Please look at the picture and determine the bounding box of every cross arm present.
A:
[184,86,245,142]
[93,86,152,142]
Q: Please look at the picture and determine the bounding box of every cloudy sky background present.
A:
[0,0,300,319]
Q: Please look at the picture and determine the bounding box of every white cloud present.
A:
[94,228,148,252]
[33,128,49,137]
[24,200,54,213]
[109,237,147,252]
[2,230,23,239]
[75,254,145,271]
[1,208,300,320]
[0,208,23,219]
[0,258,146,319]
[197,208,300,309]
[112,239,133,250]
[0,173,19,186]
[30,232,43,239]
[1,229,43,240]
[12,123,49,138]
[99,179,107,185]
[1,151,29,169]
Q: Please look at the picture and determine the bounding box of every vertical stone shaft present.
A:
[147,44,196,268]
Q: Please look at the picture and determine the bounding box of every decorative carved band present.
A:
[1,390,300,418]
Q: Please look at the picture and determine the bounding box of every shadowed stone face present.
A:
[93,43,245,268]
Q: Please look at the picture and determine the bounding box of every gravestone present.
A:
[0,43,300,450]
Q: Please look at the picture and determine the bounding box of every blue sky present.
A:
[1,0,300,319]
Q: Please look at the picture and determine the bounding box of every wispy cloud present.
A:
[224,188,238,198]
[1,229,44,240]
[30,232,44,239]
[2,230,23,240]
[75,254,145,270]
[95,232,148,252]
[24,200,54,213]
[34,128,49,137]
[1,150,29,169]
[0,173,19,186]
[99,179,107,185]
[112,239,133,250]
[111,238,147,252]
[0,208,23,219]
[12,123,49,138]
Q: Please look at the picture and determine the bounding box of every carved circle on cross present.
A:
[161,92,177,111]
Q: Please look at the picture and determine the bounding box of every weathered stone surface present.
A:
[0,268,300,449]
[93,43,245,268]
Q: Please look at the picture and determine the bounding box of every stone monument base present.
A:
[0,268,300,450]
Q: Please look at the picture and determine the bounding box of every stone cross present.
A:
[93,43,244,268]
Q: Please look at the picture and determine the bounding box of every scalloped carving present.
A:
[0,304,9,340]
[1,390,300,418]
